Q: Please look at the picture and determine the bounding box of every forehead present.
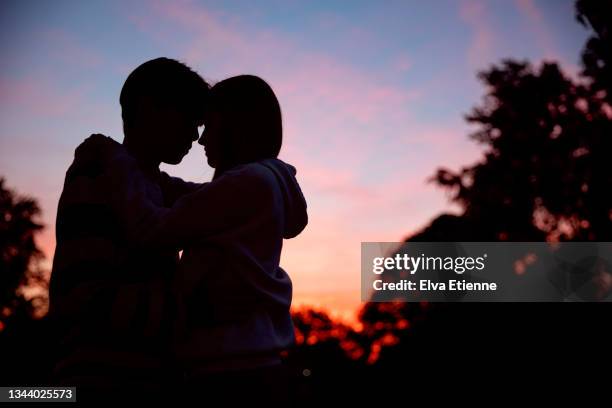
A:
[163,103,205,126]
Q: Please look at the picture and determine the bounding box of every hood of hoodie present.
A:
[258,158,308,239]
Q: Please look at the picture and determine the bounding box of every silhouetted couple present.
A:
[49,57,307,405]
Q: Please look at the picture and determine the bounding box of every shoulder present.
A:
[67,135,134,182]
[207,162,278,209]
[220,162,277,191]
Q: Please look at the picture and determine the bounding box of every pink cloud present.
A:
[43,29,104,69]
[0,75,84,117]
[133,0,419,128]
[393,54,413,73]
[515,0,555,58]
[514,0,581,79]
[459,0,495,69]
[279,131,481,316]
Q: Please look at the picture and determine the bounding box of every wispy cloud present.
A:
[0,75,84,117]
[459,0,495,69]
[514,0,581,78]
[43,29,105,69]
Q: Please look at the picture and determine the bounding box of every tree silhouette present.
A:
[395,0,612,243]
[421,59,612,242]
[355,0,612,374]
[576,0,612,105]
[0,177,52,385]
[0,177,46,331]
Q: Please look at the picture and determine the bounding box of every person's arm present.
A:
[132,165,274,249]
[158,172,202,206]
[102,151,175,247]
[74,136,273,249]
[71,135,174,247]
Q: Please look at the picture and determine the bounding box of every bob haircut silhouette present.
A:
[120,57,210,129]
[210,75,282,164]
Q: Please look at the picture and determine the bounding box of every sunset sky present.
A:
[0,0,589,322]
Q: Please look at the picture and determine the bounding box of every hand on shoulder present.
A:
[75,133,125,164]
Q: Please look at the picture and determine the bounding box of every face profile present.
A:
[198,75,282,175]
[119,57,210,167]
[198,110,223,168]
[142,102,202,165]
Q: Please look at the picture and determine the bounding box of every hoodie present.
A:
[115,156,308,373]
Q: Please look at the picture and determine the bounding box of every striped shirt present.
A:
[48,137,193,388]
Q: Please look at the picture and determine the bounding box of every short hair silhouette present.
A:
[210,75,282,163]
[120,57,210,129]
